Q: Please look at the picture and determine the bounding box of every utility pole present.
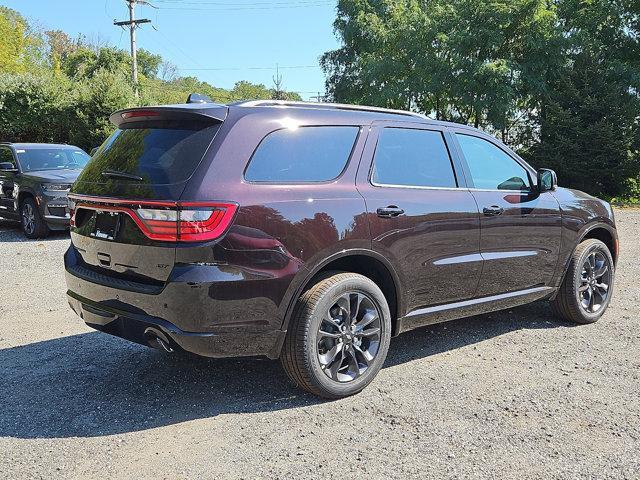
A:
[272,64,284,100]
[114,0,151,95]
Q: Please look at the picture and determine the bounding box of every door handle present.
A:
[377,206,405,218]
[483,205,504,216]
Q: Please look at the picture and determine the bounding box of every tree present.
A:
[45,30,77,74]
[0,7,45,73]
[322,0,559,132]
[322,0,640,197]
[0,73,72,143]
[528,0,640,197]
[137,49,162,78]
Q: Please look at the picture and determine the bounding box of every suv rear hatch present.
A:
[68,104,235,286]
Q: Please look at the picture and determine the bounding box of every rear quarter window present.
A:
[244,126,360,182]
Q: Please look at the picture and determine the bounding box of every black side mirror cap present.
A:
[0,162,18,172]
[538,168,557,192]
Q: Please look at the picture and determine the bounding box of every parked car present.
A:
[64,98,618,398]
[0,143,91,238]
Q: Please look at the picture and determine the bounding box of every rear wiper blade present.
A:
[102,170,143,181]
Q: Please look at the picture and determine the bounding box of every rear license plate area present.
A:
[92,211,120,240]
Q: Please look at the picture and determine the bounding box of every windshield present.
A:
[17,148,90,172]
[78,120,220,185]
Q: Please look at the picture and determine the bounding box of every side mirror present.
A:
[538,168,557,192]
[0,162,18,172]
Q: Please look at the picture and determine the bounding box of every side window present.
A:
[245,126,360,182]
[456,134,531,190]
[0,148,16,167]
[371,128,457,188]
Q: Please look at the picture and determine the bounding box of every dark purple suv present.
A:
[65,98,618,398]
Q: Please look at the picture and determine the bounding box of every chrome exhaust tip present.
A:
[144,327,174,353]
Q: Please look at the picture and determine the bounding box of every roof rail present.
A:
[235,100,428,120]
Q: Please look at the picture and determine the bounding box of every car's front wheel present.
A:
[281,272,392,399]
[552,238,614,324]
[21,197,49,239]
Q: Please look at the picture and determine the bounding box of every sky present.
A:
[2,0,341,100]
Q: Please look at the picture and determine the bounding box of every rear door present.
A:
[356,122,481,314]
[69,109,223,285]
[451,130,562,296]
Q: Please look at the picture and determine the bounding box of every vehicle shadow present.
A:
[0,300,571,439]
[0,220,69,243]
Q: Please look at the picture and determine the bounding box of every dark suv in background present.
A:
[0,143,91,238]
[65,99,617,398]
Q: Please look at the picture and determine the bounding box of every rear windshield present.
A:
[79,120,220,185]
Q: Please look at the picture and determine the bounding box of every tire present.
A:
[281,272,392,399]
[551,239,614,324]
[21,197,49,239]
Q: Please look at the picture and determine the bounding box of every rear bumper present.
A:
[67,292,285,359]
[64,246,289,359]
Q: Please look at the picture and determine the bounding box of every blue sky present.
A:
[3,0,341,100]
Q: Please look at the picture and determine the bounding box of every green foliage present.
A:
[0,73,71,143]
[0,7,46,73]
[323,0,640,198]
[136,49,162,78]
[70,69,137,150]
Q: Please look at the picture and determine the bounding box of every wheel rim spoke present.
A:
[578,249,612,314]
[317,290,382,383]
[594,265,608,278]
[359,327,381,337]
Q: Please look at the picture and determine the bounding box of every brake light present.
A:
[121,110,160,120]
[70,197,238,243]
[132,203,237,242]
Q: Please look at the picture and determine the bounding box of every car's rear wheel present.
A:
[281,272,391,399]
[551,239,614,324]
[21,197,49,239]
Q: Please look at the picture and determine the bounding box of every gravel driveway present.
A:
[1,211,638,479]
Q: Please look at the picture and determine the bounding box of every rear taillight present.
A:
[133,203,237,242]
[71,197,238,243]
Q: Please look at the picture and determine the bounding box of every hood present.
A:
[22,169,83,183]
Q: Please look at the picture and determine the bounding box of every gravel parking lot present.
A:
[1,210,639,479]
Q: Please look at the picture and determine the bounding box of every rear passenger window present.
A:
[372,128,457,188]
[245,126,360,182]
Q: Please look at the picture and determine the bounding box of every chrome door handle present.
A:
[377,206,405,218]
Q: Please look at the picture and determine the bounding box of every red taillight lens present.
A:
[121,110,159,120]
[132,202,237,242]
[134,208,179,240]
[71,197,238,243]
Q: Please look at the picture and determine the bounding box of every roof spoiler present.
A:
[110,103,228,127]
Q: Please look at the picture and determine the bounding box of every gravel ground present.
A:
[0,211,639,480]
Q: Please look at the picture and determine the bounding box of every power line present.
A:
[154,2,333,12]
[180,65,320,71]
[152,0,332,5]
